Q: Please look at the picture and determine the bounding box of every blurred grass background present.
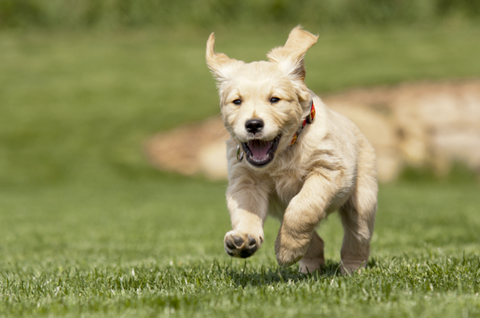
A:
[1,0,480,29]
[2,26,480,187]
[1,0,480,187]
[0,1,480,317]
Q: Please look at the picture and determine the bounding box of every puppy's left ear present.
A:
[206,33,244,83]
[267,26,318,98]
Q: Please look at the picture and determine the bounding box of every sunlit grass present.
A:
[0,180,479,317]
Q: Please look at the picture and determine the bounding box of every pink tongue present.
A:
[248,140,272,161]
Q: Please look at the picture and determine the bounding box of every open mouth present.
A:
[241,135,281,167]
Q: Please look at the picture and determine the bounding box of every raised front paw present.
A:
[224,231,262,258]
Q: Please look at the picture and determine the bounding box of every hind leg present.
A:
[298,231,325,274]
[339,131,378,274]
[339,176,377,274]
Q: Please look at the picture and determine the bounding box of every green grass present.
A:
[1,25,480,187]
[1,181,479,317]
[1,26,480,316]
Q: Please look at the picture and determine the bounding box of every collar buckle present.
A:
[236,143,244,162]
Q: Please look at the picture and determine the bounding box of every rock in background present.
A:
[145,80,480,183]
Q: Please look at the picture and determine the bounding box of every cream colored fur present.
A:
[206,26,378,274]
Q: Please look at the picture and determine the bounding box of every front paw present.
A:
[224,231,263,258]
[275,231,310,267]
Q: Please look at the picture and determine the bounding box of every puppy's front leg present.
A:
[224,176,270,258]
[275,173,335,267]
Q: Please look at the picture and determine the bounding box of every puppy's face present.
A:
[206,27,318,168]
[220,62,303,167]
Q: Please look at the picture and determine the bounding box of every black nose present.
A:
[245,119,264,134]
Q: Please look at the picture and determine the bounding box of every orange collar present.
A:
[290,101,316,146]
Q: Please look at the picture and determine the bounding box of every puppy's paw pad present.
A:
[224,231,261,258]
[233,236,244,248]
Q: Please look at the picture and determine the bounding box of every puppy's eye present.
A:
[232,99,242,106]
[270,97,280,103]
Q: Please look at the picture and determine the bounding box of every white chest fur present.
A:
[266,167,306,219]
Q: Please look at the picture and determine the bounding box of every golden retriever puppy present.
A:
[206,26,377,274]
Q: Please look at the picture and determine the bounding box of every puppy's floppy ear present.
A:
[267,26,318,82]
[206,33,244,83]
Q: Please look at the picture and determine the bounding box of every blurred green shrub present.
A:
[0,0,479,29]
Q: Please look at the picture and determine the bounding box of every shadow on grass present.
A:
[223,259,378,287]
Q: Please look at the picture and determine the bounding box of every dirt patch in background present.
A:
[145,79,480,182]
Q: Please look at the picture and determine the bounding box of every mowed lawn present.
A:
[1,179,479,317]
[0,25,480,317]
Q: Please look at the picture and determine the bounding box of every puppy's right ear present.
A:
[206,33,244,82]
